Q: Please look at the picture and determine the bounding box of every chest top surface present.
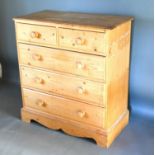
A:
[14,10,133,29]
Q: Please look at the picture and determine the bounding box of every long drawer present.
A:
[16,23,57,47]
[22,88,105,128]
[20,66,105,106]
[18,44,105,81]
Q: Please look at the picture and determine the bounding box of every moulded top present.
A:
[14,10,133,30]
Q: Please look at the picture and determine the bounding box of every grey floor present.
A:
[0,81,153,155]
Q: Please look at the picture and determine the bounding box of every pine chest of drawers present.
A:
[14,11,133,148]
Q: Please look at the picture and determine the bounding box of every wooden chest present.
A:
[14,11,133,148]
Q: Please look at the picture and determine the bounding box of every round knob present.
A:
[31,31,41,38]
[75,37,86,45]
[76,62,84,69]
[77,87,85,94]
[77,111,86,118]
[36,100,47,107]
[35,77,44,84]
[32,54,42,61]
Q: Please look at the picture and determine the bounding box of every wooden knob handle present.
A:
[77,111,86,118]
[31,31,41,38]
[32,54,42,61]
[76,62,84,69]
[35,77,44,84]
[36,100,47,107]
[77,87,85,94]
[75,37,86,45]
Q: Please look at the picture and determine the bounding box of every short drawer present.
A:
[22,88,105,128]
[59,28,105,55]
[16,23,57,46]
[20,67,105,106]
[18,44,105,81]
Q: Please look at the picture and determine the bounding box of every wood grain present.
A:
[20,66,105,107]
[59,28,106,55]
[105,21,131,128]
[16,23,57,47]
[21,107,129,148]
[14,10,133,148]
[23,88,105,128]
[18,43,106,82]
[14,10,133,30]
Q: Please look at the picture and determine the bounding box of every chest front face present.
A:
[14,10,133,148]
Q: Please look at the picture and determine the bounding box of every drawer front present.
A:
[23,88,105,128]
[59,28,105,55]
[18,44,105,81]
[16,23,57,46]
[20,67,104,106]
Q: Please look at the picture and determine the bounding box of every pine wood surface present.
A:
[18,43,106,82]
[14,10,133,29]
[20,66,105,107]
[14,10,133,148]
